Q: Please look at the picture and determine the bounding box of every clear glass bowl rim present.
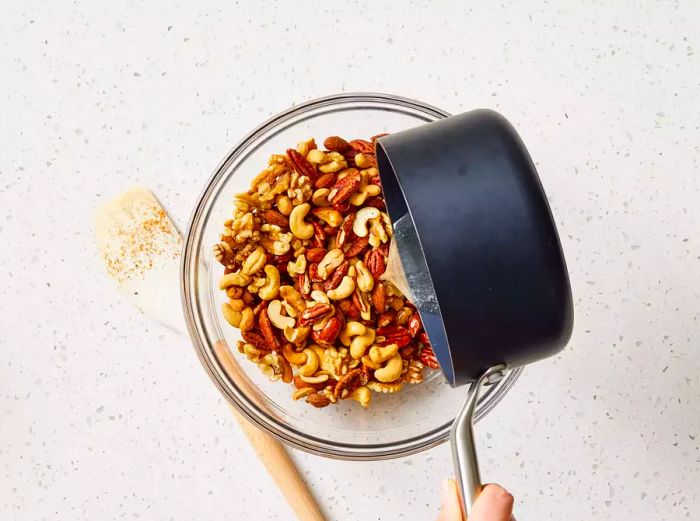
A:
[181,92,523,460]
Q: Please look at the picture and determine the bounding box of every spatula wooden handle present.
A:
[232,407,326,521]
[214,341,325,521]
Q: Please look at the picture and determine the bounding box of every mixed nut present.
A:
[214,134,439,408]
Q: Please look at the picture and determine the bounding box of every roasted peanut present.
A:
[306,148,327,164]
[289,203,314,240]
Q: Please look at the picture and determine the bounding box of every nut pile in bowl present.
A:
[214,135,439,408]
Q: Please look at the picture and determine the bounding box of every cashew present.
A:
[349,386,372,407]
[361,355,381,370]
[355,260,374,292]
[350,328,375,359]
[353,207,380,237]
[289,203,314,240]
[283,325,310,344]
[292,387,314,401]
[287,254,307,275]
[369,343,400,364]
[241,246,267,275]
[306,149,327,164]
[221,303,254,331]
[299,373,329,384]
[311,188,331,206]
[317,248,344,280]
[349,184,382,206]
[242,343,263,362]
[299,348,320,377]
[311,290,330,304]
[257,265,281,300]
[239,307,255,331]
[374,353,403,383]
[219,271,250,289]
[282,343,307,365]
[313,208,343,227]
[308,344,326,361]
[327,276,356,300]
[267,299,295,330]
[339,321,366,346]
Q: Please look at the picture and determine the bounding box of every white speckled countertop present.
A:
[1,2,699,520]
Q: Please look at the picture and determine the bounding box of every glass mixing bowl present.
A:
[181,92,522,460]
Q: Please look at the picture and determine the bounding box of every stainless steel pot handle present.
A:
[450,364,507,517]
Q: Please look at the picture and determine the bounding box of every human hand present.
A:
[436,480,514,521]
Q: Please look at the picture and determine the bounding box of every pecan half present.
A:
[338,299,361,320]
[328,174,361,205]
[241,330,269,351]
[419,345,440,369]
[349,139,374,154]
[297,272,311,298]
[344,235,369,258]
[334,368,362,399]
[365,249,386,280]
[286,148,317,181]
[376,325,412,348]
[324,261,349,291]
[315,172,336,189]
[332,200,351,213]
[306,247,326,263]
[408,312,422,337]
[371,283,387,313]
[298,303,333,326]
[278,353,293,383]
[311,317,341,346]
[258,309,280,350]
[308,262,323,282]
[311,221,326,249]
[336,213,356,248]
[377,309,397,328]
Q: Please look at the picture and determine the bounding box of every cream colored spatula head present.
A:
[95,186,184,332]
